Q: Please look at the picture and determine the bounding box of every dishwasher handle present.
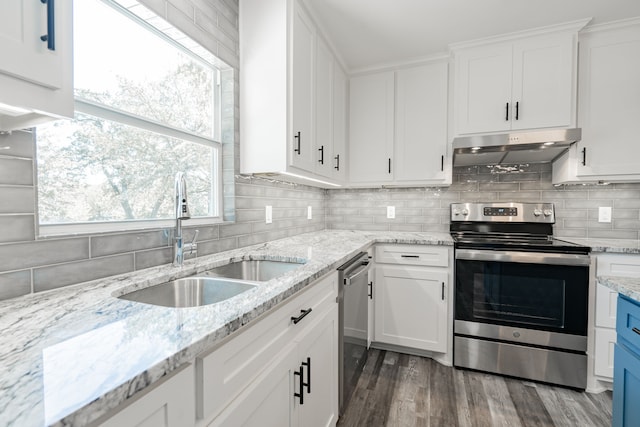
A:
[344,260,371,286]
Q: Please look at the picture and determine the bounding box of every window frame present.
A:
[36,0,227,237]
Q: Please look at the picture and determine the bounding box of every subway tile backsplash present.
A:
[327,164,640,241]
[1,0,639,300]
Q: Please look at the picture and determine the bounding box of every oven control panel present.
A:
[483,207,517,217]
[450,202,555,223]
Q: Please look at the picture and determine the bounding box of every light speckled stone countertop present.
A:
[562,238,640,303]
[597,276,640,304]
[0,230,452,427]
[561,237,640,254]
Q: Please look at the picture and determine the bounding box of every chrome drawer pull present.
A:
[401,255,420,258]
[633,327,640,336]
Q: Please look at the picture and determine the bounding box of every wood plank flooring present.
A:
[338,349,612,427]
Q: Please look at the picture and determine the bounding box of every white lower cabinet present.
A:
[98,365,195,427]
[592,254,640,382]
[207,346,298,427]
[200,272,339,427]
[208,304,338,427]
[373,245,450,353]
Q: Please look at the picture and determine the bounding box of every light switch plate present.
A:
[266,205,272,224]
[387,206,395,219]
[307,206,312,220]
[598,206,612,223]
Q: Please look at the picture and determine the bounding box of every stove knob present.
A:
[533,209,542,217]
[461,209,469,216]
[453,209,461,216]
[543,209,553,217]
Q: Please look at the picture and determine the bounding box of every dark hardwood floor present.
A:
[338,349,612,427]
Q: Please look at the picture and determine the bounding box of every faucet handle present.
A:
[186,229,199,255]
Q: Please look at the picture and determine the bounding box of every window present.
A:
[37,0,226,233]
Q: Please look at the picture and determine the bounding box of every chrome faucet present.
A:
[173,172,198,266]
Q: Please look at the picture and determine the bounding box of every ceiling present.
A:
[303,0,640,72]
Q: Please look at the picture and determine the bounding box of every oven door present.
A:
[454,249,590,351]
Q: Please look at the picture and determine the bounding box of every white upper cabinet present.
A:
[348,71,395,184]
[452,20,587,136]
[349,59,451,187]
[0,0,73,131]
[332,64,348,182]
[240,0,345,187]
[395,62,449,183]
[314,35,335,178]
[554,18,640,183]
[290,3,316,173]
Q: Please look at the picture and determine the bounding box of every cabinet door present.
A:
[454,43,513,135]
[613,343,640,427]
[395,62,448,182]
[332,64,348,182]
[0,0,64,90]
[99,366,195,427]
[576,23,640,177]
[315,36,334,178]
[348,72,394,183]
[594,328,617,379]
[290,2,315,172]
[374,266,448,352]
[511,33,574,130]
[296,305,339,427]
[208,346,298,427]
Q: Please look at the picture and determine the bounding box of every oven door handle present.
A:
[455,249,591,266]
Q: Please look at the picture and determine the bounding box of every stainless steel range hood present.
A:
[452,128,581,166]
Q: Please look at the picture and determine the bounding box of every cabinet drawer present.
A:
[596,283,618,328]
[376,244,449,267]
[196,272,338,422]
[617,295,640,353]
[597,254,640,277]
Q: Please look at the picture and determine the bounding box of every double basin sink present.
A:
[118,260,304,308]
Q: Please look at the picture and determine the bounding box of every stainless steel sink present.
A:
[200,259,304,282]
[118,277,257,308]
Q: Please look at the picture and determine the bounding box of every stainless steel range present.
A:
[450,202,591,389]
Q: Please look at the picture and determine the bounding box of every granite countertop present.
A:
[597,275,640,303]
[0,230,452,427]
[561,237,640,254]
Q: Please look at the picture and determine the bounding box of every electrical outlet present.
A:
[598,206,612,223]
[307,206,312,220]
[265,205,272,224]
[387,206,395,219]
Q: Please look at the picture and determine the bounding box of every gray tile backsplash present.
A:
[327,164,640,240]
[1,0,639,300]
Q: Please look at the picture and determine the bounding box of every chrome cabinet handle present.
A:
[318,145,324,164]
[40,0,56,51]
[334,154,340,170]
[633,327,640,336]
[505,102,509,121]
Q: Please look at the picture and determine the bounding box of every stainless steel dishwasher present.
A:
[337,251,371,415]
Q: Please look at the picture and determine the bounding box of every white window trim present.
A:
[37,0,227,237]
